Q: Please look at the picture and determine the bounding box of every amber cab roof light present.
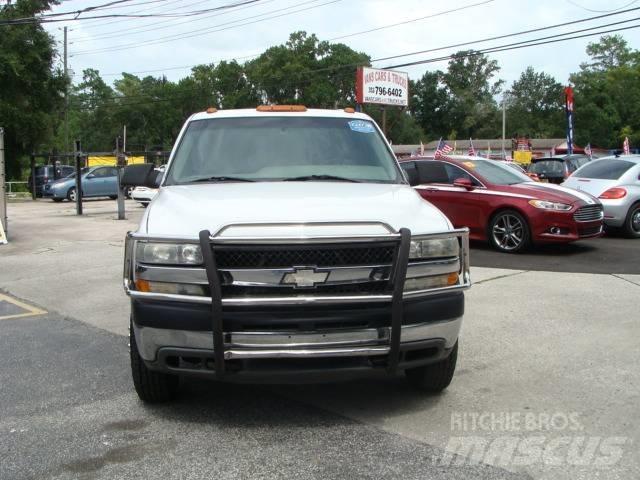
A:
[205,107,217,114]
[344,107,355,113]
[256,105,307,112]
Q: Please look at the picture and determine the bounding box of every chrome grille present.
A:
[221,281,391,298]
[573,205,603,222]
[214,244,396,269]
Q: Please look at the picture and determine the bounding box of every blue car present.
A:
[45,166,120,202]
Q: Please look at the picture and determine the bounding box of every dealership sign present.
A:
[356,67,409,107]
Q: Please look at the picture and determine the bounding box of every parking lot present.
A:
[1,199,639,480]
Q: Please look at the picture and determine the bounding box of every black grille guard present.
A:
[198,228,412,378]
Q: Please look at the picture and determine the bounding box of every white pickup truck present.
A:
[121,106,470,402]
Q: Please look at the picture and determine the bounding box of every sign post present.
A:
[116,135,126,220]
[355,67,409,138]
[74,139,83,216]
[0,127,7,241]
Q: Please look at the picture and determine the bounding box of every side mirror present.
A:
[148,169,163,188]
[86,173,95,179]
[401,165,420,186]
[453,177,475,190]
[121,164,156,188]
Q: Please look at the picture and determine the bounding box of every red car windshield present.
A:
[461,159,531,185]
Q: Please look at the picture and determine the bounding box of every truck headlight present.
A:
[409,237,459,259]
[136,242,203,265]
[528,200,572,211]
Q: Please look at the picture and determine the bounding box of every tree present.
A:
[506,67,565,138]
[441,51,503,139]
[571,35,640,147]
[62,69,117,152]
[410,71,450,140]
[246,31,369,107]
[0,0,66,178]
[580,34,639,72]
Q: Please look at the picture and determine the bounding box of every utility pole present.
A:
[501,96,506,159]
[74,139,83,215]
[0,127,6,236]
[116,134,126,220]
[63,26,69,153]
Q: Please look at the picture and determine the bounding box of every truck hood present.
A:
[142,182,453,238]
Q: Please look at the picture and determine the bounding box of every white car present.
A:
[121,106,471,403]
[131,186,157,206]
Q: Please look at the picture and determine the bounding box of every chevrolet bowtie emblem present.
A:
[282,268,329,288]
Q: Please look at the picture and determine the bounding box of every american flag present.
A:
[468,138,476,156]
[584,143,592,158]
[434,138,453,159]
[623,137,630,155]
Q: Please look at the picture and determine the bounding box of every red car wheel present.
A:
[489,210,530,253]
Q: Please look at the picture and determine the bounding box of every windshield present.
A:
[64,167,90,179]
[573,159,636,180]
[461,159,531,185]
[529,160,565,174]
[165,117,402,185]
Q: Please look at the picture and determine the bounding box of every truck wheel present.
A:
[623,202,640,238]
[405,341,458,393]
[130,321,179,403]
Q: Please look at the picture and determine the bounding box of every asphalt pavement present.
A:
[470,234,640,274]
[1,199,639,480]
[0,310,525,480]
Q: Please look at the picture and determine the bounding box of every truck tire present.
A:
[405,341,458,392]
[130,321,179,403]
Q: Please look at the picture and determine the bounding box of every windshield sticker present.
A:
[347,120,375,134]
[463,161,476,169]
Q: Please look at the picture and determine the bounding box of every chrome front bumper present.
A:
[133,317,463,362]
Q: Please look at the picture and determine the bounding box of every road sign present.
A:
[356,67,409,107]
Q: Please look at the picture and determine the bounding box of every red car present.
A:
[400,156,604,253]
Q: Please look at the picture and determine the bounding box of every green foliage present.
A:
[246,31,369,107]
[0,0,65,178]
[3,15,640,181]
[506,66,565,138]
[442,51,503,139]
[571,35,640,147]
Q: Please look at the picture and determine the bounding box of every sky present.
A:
[43,0,640,92]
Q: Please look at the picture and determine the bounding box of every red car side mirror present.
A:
[453,177,475,190]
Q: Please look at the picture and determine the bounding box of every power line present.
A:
[74,0,210,30]
[327,0,495,42]
[0,0,264,26]
[71,0,283,43]
[383,22,640,69]
[70,0,340,55]
[374,8,640,63]
[566,0,639,13]
[66,19,640,112]
[71,5,640,76]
